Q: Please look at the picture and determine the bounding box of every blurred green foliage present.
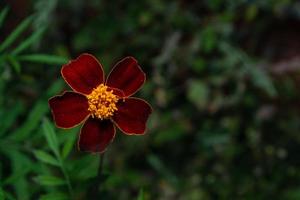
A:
[1,0,300,199]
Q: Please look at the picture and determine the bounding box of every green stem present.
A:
[98,153,105,191]
[59,158,73,198]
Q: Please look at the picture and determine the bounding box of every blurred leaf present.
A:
[34,175,65,186]
[2,191,16,200]
[40,192,68,200]
[41,119,73,197]
[46,80,64,96]
[206,0,222,11]
[200,26,217,53]
[42,118,60,158]
[187,80,209,109]
[0,7,9,28]
[154,122,185,144]
[33,150,60,167]
[0,100,23,136]
[71,155,98,180]
[2,150,31,200]
[0,16,33,52]
[0,187,4,200]
[192,58,206,73]
[249,67,277,97]
[283,188,300,199]
[200,132,230,148]
[6,55,21,73]
[245,4,258,21]
[137,189,144,200]
[33,0,58,31]
[18,54,68,65]
[61,130,77,159]
[12,27,46,55]
[4,191,16,200]
[10,101,48,141]
[147,154,178,186]
[8,80,64,141]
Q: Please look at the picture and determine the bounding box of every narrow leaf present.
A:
[40,192,68,200]
[0,7,9,28]
[0,187,4,200]
[7,55,21,73]
[0,16,33,52]
[42,118,60,159]
[0,100,23,136]
[12,26,46,55]
[18,54,68,65]
[33,150,60,167]
[8,80,63,141]
[137,189,145,200]
[61,128,78,159]
[34,175,65,186]
[10,101,48,141]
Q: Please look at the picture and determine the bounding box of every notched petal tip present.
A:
[106,56,146,97]
[61,53,105,94]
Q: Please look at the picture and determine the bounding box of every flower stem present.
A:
[61,163,73,198]
[98,153,105,189]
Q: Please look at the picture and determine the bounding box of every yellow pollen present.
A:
[86,84,119,120]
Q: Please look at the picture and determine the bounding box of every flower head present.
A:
[49,54,152,153]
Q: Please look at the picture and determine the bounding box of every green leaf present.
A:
[0,7,9,28]
[33,150,60,167]
[0,100,23,136]
[46,79,64,96]
[2,191,16,200]
[1,150,31,200]
[187,80,209,109]
[40,192,68,200]
[10,101,48,141]
[137,189,144,200]
[201,26,217,53]
[12,27,46,55]
[6,55,21,73]
[61,129,77,159]
[249,67,277,97]
[0,187,4,200]
[0,16,33,52]
[18,54,68,65]
[34,175,65,186]
[147,154,178,186]
[42,118,60,158]
[9,80,64,141]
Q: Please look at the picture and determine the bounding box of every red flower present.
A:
[48,54,152,153]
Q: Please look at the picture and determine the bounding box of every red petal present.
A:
[106,57,146,97]
[112,97,152,135]
[49,92,89,128]
[108,87,126,98]
[61,53,104,94]
[78,118,115,153]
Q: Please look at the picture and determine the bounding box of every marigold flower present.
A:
[48,54,152,153]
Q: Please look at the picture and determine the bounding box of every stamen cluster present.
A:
[86,84,119,119]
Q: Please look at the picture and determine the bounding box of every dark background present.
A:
[1,0,300,199]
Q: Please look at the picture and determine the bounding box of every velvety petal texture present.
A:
[108,87,126,98]
[49,92,89,128]
[106,57,145,97]
[113,98,152,135]
[79,118,116,153]
[61,54,104,94]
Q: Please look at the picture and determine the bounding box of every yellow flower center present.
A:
[86,84,119,120]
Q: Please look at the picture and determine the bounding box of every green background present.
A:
[1,0,300,199]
